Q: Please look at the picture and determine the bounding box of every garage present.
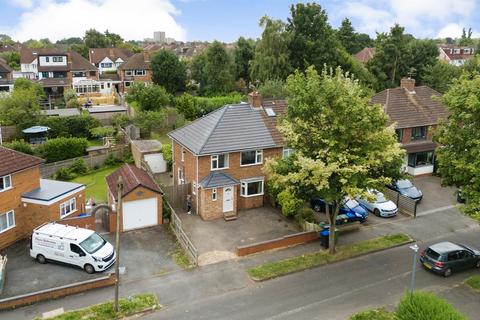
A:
[123,197,158,231]
[144,153,167,173]
[106,164,164,233]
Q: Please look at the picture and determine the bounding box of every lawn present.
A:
[350,308,395,320]
[72,165,121,203]
[87,139,104,147]
[247,233,413,281]
[465,275,480,292]
[151,130,171,145]
[41,293,159,320]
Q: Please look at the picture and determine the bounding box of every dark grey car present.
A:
[420,242,480,277]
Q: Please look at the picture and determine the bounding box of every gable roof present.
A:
[371,86,446,129]
[0,58,12,73]
[168,102,279,155]
[88,48,133,64]
[20,47,61,64]
[354,47,376,64]
[0,146,45,176]
[439,45,475,62]
[70,51,97,71]
[106,164,163,200]
[118,53,150,70]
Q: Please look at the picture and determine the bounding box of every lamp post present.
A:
[409,244,419,294]
[114,176,123,313]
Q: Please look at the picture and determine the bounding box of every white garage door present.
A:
[144,153,167,173]
[122,197,158,231]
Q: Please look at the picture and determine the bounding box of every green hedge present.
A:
[396,291,467,320]
[3,140,34,155]
[40,115,101,139]
[175,93,245,120]
[35,137,88,163]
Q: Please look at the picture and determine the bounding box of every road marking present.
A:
[42,308,64,319]
[417,205,457,216]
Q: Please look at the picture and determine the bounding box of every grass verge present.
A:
[465,275,480,292]
[171,248,194,269]
[41,293,160,320]
[247,233,412,281]
[71,165,121,203]
[349,308,395,320]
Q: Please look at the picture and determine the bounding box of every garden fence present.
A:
[384,188,419,218]
[170,206,198,264]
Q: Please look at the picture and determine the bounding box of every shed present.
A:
[22,126,50,144]
[130,140,167,173]
[106,164,163,232]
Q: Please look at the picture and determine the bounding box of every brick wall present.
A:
[236,231,319,256]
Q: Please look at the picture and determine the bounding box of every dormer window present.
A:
[464,48,471,54]
[53,56,63,62]
[453,48,461,54]
[0,175,12,192]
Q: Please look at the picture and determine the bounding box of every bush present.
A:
[277,189,304,217]
[4,140,34,155]
[41,115,101,139]
[163,199,172,221]
[350,309,394,320]
[112,114,132,128]
[161,143,172,166]
[90,126,115,138]
[257,79,287,99]
[396,291,467,320]
[126,82,172,111]
[295,207,316,223]
[35,137,88,162]
[66,98,79,108]
[133,110,167,137]
[69,158,88,175]
[123,151,134,164]
[64,89,78,106]
[55,167,76,181]
[105,153,118,166]
[174,93,245,120]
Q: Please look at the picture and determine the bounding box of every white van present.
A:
[30,223,116,274]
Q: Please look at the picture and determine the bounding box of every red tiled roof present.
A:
[20,47,61,64]
[106,164,163,200]
[88,48,133,65]
[354,47,376,64]
[261,100,287,146]
[0,146,44,176]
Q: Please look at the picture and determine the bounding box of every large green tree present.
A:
[84,29,110,48]
[250,16,292,83]
[234,37,255,85]
[125,83,171,111]
[202,41,235,95]
[104,30,123,47]
[337,18,356,54]
[407,39,439,80]
[434,75,480,214]
[0,85,43,128]
[151,49,187,94]
[266,67,403,253]
[421,60,461,93]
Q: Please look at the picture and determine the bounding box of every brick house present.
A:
[0,57,13,92]
[438,44,475,66]
[0,147,86,250]
[371,78,447,176]
[168,92,289,220]
[106,164,163,232]
[88,48,133,74]
[117,52,152,93]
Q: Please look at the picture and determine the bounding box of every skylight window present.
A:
[265,107,276,117]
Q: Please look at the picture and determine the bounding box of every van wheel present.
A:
[84,264,95,274]
[443,268,452,277]
[37,254,46,264]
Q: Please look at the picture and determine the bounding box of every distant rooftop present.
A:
[43,108,81,117]
[85,105,127,113]
[131,140,162,153]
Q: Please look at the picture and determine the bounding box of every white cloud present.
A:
[9,0,34,9]
[436,23,464,38]
[341,2,394,35]
[2,0,186,42]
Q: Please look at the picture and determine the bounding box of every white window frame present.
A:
[240,177,264,198]
[181,146,185,162]
[60,198,77,218]
[178,168,185,185]
[212,188,217,201]
[453,48,461,54]
[125,70,133,76]
[282,148,294,159]
[0,175,12,192]
[0,210,15,233]
[240,150,263,167]
[192,181,196,195]
[135,69,146,76]
[211,154,229,170]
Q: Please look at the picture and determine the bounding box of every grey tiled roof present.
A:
[22,179,84,201]
[199,172,240,189]
[168,103,277,155]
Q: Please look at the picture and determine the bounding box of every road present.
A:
[2,208,479,320]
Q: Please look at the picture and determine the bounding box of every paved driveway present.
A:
[0,225,179,298]
[178,206,300,265]
[413,175,458,215]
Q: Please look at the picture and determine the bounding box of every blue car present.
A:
[310,198,369,223]
[387,179,423,201]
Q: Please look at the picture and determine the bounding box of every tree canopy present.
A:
[125,83,171,111]
[234,37,255,85]
[151,49,187,94]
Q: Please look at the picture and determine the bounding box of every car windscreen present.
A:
[80,233,106,254]
[397,180,413,189]
[425,248,441,260]
[345,199,359,209]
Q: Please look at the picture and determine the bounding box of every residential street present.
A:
[2,205,480,320]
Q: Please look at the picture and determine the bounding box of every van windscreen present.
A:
[80,233,106,254]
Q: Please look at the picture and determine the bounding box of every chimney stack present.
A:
[248,91,262,109]
[143,51,151,63]
[109,48,114,58]
[400,78,415,92]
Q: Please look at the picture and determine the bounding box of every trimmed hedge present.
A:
[35,137,88,163]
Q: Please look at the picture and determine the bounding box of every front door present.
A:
[223,186,234,212]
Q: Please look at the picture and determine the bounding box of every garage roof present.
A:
[106,164,163,200]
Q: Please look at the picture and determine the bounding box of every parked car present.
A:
[30,223,116,274]
[387,179,423,201]
[356,189,398,218]
[310,198,368,223]
[420,242,480,277]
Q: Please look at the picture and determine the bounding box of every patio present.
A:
[177,206,300,266]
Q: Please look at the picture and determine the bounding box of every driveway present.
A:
[178,206,300,265]
[413,175,458,215]
[0,225,179,298]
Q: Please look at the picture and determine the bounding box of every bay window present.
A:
[408,151,434,167]
[240,178,264,197]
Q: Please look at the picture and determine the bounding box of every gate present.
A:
[162,183,191,210]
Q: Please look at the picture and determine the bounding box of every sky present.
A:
[0,0,479,42]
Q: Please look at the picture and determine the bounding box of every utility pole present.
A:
[114,176,123,313]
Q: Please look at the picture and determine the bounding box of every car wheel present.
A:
[313,204,322,212]
[443,268,452,277]
[374,209,381,217]
[476,260,480,268]
[36,254,46,264]
[84,264,95,274]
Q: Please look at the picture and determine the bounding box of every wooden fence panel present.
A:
[162,183,191,210]
[170,208,198,264]
[384,188,418,217]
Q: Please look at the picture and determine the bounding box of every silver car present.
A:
[357,189,398,218]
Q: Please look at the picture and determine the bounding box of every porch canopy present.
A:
[199,172,240,189]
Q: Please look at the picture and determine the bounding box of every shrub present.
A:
[277,189,304,217]
[163,200,172,221]
[133,110,167,137]
[4,140,34,155]
[112,114,132,128]
[175,93,198,121]
[257,79,287,99]
[66,98,79,108]
[123,151,134,164]
[174,93,245,120]
[55,167,75,181]
[396,291,467,320]
[105,153,118,166]
[63,89,77,103]
[126,82,172,111]
[35,137,88,162]
[41,115,101,139]
[69,158,88,175]
[161,143,172,166]
[350,309,394,320]
[295,207,316,223]
[90,126,115,138]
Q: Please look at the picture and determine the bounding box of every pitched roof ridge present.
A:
[198,105,232,154]
[126,164,141,187]
[168,104,228,139]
